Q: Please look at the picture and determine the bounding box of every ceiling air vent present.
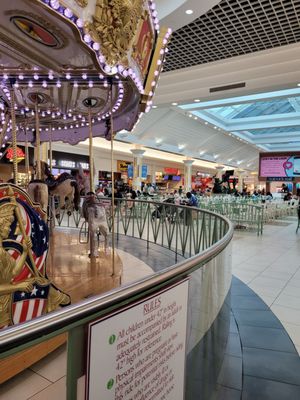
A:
[209,82,246,93]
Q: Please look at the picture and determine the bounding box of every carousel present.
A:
[0,0,170,383]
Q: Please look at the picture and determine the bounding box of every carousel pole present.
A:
[49,126,52,174]
[35,102,41,179]
[88,107,94,193]
[110,80,115,276]
[9,86,18,184]
[24,116,30,178]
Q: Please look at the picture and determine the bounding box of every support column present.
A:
[183,159,194,192]
[215,165,224,180]
[130,149,145,191]
[237,169,245,192]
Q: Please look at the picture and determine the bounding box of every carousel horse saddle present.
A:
[46,173,76,190]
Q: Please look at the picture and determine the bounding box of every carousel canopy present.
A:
[0,0,170,147]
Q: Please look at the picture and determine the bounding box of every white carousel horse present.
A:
[28,161,80,218]
[82,194,109,257]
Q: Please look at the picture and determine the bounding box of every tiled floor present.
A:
[232,216,300,354]
[1,217,300,399]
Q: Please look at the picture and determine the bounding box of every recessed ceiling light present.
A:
[185,9,193,15]
[171,102,178,106]
[194,99,200,102]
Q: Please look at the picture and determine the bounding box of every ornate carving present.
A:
[75,0,88,6]
[0,185,70,328]
[88,0,144,65]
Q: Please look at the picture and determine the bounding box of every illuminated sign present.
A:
[6,147,25,163]
[60,160,76,168]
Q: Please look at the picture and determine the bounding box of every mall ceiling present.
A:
[118,0,300,171]
[164,0,300,72]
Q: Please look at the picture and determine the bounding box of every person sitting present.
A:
[186,192,198,207]
[266,191,273,201]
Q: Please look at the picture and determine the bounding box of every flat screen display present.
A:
[260,155,300,177]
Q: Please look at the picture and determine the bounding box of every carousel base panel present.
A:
[46,228,123,303]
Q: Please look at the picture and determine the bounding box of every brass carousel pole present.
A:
[24,116,30,180]
[10,87,18,184]
[35,101,41,179]
[88,108,94,193]
[110,80,115,276]
[49,126,52,174]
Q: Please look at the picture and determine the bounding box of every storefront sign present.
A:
[118,160,132,173]
[86,280,189,400]
[164,168,179,175]
[266,177,294,182]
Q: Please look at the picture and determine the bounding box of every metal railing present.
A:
[0,200,234,399]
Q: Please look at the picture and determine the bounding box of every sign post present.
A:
[86,280,189,400]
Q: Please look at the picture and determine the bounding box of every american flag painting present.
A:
[4,198,49,282]
[1,197,50,324]
[12,282,50,324]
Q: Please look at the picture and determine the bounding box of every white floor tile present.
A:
[282,323,300,347]
[30,344,67,383]
[28,376,66,400]
[271,304,300,326]
[0,369,51,400]
[274,294,300,310]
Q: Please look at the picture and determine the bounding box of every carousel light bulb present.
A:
[64,126,67,129]
[31,111,35,116]
[58,126,62,130]
[52,113,55,118]
[99,73,104,79]
[3,73,8,80]
[56,80,61,88]
[28,81,33,88]
[73,81,78,88]
[42,81,48,88]
[21,109,25,115]
[64,8,73,18]
[111,66,118,74]
[73,116,76,121]
[81,122,84,126]
[99,55,105,63]
[52,127,55,131]
[76,124,79,128]
[155,24,160,30]
[63,115,67,120]
[47,110,51,114]
[50,0,60,10]
[68,112,72,117]
[88,81,93,88]
[104,65,111,73]
[82,73,87,80]
[92,42,100,51]
[33,73,39,80]
[70,124,73,128]
[76,18,83,28]
[25,107,29,112]
[18,74,24,80]
[45,128,49,131]
[4,135,8,140]
[42,111,45,117]
[66,73,71,80]
[83,34,91,43]
[56,111,61,116]
[48,72,54,80]
[103,80,108,87]
[14,82,19,88]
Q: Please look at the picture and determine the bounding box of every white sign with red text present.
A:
[86,280,189,400]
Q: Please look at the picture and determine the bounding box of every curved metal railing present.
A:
[0,200,233,351]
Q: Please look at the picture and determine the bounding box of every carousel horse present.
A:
[28,161,80,218]
[82,193,109,257]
